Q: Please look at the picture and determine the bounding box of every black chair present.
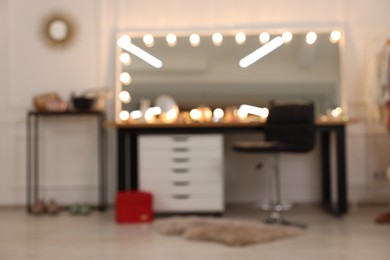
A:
[233,102,315,228]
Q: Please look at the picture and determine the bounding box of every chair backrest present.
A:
[265,102,315,152]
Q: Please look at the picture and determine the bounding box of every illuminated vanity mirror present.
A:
[115,30,342,122]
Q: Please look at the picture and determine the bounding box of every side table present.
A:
[26,110,108,213]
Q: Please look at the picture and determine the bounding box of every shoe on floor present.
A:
[375,211,390,223]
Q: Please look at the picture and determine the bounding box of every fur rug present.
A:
[153,216,303,247]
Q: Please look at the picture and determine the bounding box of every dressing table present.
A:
[107,119,348,217]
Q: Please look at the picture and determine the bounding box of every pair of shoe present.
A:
[375,211,390,224]
[31,199,60,215]
[69,203,91,216]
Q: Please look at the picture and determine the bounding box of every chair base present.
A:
[254,201,306,229]
[264,211,307,229]
[256,201,294,212]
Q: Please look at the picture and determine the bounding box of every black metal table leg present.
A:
[33,114,39,210]
[26,114,32,212]
[321,131,331,207]
[336,125,347,215]
[117,129,127,191]
[130,133,138,190]
[319,125,348,217]
[98,113,107,211]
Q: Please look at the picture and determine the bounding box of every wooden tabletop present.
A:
[105,118,351,128]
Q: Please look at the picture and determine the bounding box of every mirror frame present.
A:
[115,27,344,123]
[41,12,76,48]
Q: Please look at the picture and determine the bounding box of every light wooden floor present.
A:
[0,204,389,260]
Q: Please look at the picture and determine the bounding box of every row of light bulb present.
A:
[130,30,341,49]
[118,104,269,122]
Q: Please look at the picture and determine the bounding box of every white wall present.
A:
[1,0,389,206]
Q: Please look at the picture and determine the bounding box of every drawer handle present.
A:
[172,147,189,152]
[172,168,189,173]
[173,158,189,163]
[172,181,190,186]
[172,194,190,200]
[172,168,190,173]
[172,136,189,142]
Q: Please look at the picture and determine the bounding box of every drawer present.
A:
[139,156,222,169]
[139,134,223,149]
[140,180,223,195]
[153,194,224,212]
[140,167,223,181]
[139,147,222,159]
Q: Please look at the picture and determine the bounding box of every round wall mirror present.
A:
[48,20,68,41]
[41,13,76,48]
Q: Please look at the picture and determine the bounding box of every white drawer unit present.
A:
[139,134,224,213]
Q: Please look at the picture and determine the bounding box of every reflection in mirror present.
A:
[115,30,341,122]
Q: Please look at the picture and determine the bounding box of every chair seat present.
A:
[233,141,280,153]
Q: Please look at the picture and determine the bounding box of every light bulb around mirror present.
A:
[119,72,132,85]
[119,110,130,121]
[189,33,200,47]
[306,32,317,45]
[235,32,246,45]
[259,32,270,44]
[212,33,223,46]
[143,34,155,47]
[330,30,341,43]
[166,33,177,47]
[282,31,293,43]
[119,90,131,103]
[119,53,131,65]
[117,35,131,46]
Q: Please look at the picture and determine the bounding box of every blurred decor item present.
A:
[72,87,113,112]
[33,92,68,112]
[197,105,213,122]
[71,95,95,111]
[318,106,350,122]
[155,95,179,123]
[224,106,239,122]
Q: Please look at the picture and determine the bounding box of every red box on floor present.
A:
[116,191,153,223]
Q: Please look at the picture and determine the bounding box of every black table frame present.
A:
[26,111,108,213]
[116,122,348,217]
